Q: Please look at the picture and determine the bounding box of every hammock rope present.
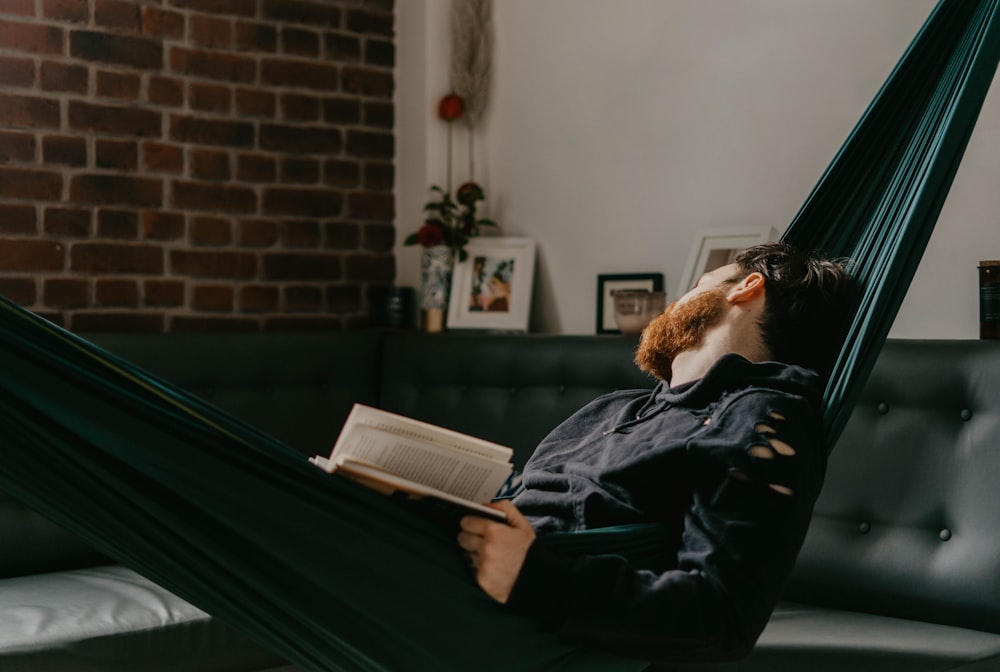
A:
[1,1,997,670]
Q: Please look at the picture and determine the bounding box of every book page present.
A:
[334,404,512,465]
[332,424,510,502]
[334,458,508,522]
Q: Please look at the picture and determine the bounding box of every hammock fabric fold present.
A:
[0,1,997,671]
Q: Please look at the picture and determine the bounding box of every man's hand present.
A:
[457,500,536,604]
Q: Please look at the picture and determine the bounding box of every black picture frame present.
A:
[596,273,665,334]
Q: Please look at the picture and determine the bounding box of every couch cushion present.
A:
[0,491,108,580]
[378,332,654,468]
[784,340,1000,635]
[84,331,382,457]
[666,602,1000,671]
[0,565,286,672]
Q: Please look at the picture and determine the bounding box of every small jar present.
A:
[381,286,415,329]
[613,290,667,335]
[979,260,1000,339]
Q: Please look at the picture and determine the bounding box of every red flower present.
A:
[455,181,484,206]
[437,94,465,121]
[417,222,444,247]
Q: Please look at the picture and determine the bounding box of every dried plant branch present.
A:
[450,0,493,130]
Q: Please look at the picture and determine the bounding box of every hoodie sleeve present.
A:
[505,387,827,665]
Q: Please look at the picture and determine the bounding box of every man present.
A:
[457,242,856,664]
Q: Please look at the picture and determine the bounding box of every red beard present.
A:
[634,288,727,381]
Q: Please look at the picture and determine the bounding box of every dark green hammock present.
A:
[1,2,997,671]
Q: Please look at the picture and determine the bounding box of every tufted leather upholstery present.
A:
[379,332,652,468]
[786,340,1000,632]
[87,330,383,456]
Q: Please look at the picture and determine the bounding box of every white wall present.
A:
[396,0,1000,337]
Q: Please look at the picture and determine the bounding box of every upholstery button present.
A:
[939,529,952,541]
[508,387,517,395]
[877,402,889,415]
[859,521,871,534]
[558,385,567,394]
[960,409,972,421]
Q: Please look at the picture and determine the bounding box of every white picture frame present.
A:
[446,237,536,332]
[678,226,780,294]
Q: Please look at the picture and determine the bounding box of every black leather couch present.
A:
[2,332,999,671]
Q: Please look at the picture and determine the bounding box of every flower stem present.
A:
[446,121,453,196]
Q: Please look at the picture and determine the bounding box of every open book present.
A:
[310,404,513,523]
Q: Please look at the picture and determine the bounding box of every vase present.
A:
[419,245,454,333]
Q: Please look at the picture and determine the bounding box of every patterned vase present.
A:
[419,245,454,332]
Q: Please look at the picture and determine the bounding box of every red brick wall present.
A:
[0,0,395,332]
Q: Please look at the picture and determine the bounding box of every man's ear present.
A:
[726,272,766,304]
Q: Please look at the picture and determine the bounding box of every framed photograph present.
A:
[596,273,664,334]
[447,237,536,332]
[678,226,780,294]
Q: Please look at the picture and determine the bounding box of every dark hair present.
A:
[729,242,857,376]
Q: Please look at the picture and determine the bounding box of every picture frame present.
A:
[596,273,665,334]
[446,237,536,332]
[678,226,780,294]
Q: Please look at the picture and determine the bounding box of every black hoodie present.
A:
[508,353,827,664]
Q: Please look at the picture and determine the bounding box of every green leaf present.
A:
[477,219,498,227]
[403,233,419,245]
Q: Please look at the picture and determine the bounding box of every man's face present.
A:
[677,263,739,305]
[633,264,738,381]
